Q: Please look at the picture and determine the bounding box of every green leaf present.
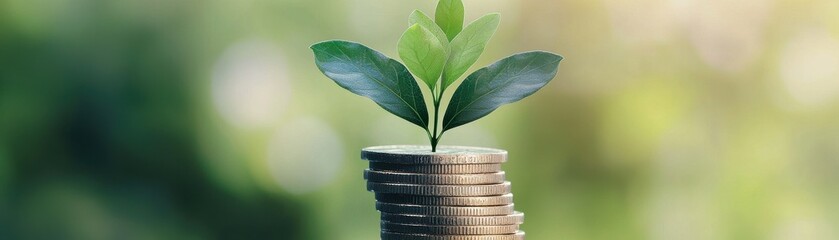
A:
[409,10,449,49]
[435,0,464,41]
[443,51,563,131]
[311,40,429,129]
[441,13,501,90]
[398,24,448,89]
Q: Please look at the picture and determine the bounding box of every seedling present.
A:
[311,0,563,152]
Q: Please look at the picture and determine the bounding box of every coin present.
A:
[362,145,507,164]
[381,222,519,235]
[381,231,526,240]
[365,170,506,185]
[376,202,515,216]
[362,145,525,239]
[375,193,514,206]
[368,182,512,196]
[380,212,524,226]
[369,162,503,174]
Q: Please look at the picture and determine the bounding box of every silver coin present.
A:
[362,145,507,164]
[375,193,514,206]
[369,162,503,174]
[376,202,515,216]
[381,222,519,235]
[381,231,525,240]
[368,182,512,196]
[365,170,506,185]
[380,212,524,226]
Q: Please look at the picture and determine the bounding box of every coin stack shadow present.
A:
[362,145,525,240]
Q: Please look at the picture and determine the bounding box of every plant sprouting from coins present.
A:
[311,0,563,152]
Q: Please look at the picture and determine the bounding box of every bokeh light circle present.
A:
[212,39,290,129]
[267,117,345,195]
[779,29,839,108]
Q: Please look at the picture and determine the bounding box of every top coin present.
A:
[362,145,507,164]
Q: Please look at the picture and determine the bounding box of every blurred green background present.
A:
[2,0,839,239]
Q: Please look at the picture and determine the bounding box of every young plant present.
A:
[311,0,563,152]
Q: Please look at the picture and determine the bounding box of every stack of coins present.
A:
[362,145,525,240]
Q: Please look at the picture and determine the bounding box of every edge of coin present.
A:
[369,162,503,174]
[362,145,507,164]
[375,202,516,216]
[367,182,512,196]
[380,212,524,226]
[381,231,525,240]
[374,193,514,206]
[381,221,520,235]
[364,169,506,185]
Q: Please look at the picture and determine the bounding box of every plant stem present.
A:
[425,128,433,150]
[431,97,440,152]
[430,78,444,152]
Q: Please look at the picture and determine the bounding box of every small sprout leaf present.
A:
[435,0,464,41]
[398,24,448,89]
[442,13,501,90]
[311,40,429,129]
[443,51,562,131]
[409,10,450,50]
